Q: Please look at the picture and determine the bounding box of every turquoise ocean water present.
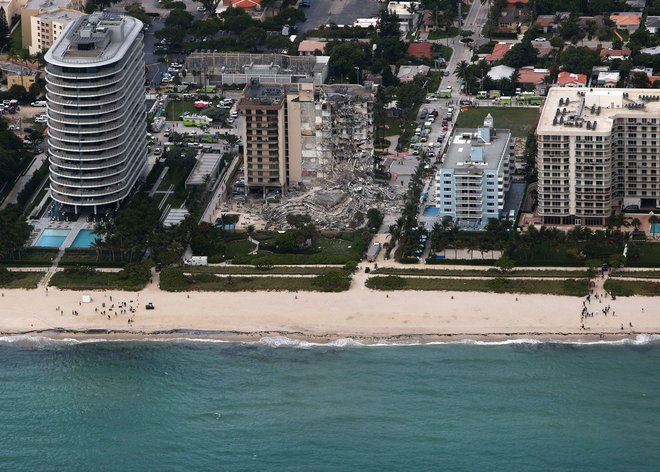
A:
[1,335,659,471]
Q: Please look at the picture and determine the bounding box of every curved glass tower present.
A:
[45,12,146,213]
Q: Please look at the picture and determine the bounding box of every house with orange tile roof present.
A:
[407,41,432,59]
[600,47,631,60]
[557,71,587,87]
[517,67,549,86]
[484,42,512,62]
[609,12,642,32]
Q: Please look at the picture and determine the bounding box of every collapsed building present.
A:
[235,79,398,228]
[185,52,329,85]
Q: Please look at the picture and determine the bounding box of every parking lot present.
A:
[297,0,381,32]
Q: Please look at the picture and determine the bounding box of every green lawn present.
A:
[428,27,459,40]
[384,117,401,137]
[603,279,660,297]
[165,100,198,121]
[373,268,589,278]
[454,107,540,137]
[0,271,44,289]
[49,268,148,291]
[0,248,59,266]
[366,276,589,296]
[10,22,22,50]
[611,270,660,279]
[160,268,351,292]
[628,243,660,267]
[187,266,336,275]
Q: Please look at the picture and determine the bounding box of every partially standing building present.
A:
[435,115,515,227]
[45,12,146,214]
[237,80,374,196]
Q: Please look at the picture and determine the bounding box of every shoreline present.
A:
[1,328,659,345]
[1,282,658,344]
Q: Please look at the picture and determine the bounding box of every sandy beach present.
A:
[0,276,657,342]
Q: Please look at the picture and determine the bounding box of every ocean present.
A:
[1,335,659,471]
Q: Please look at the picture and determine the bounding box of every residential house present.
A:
[609,12,642,32]
[397,64,430,82]
[487,64,515,81]
[534,13,568,33]
[387,1,418,33]
[640,46,660,56]
[557,71,587,87]
[298,40,326,56]
[421,9,435,33]
[600,47,631,61]
[484,42,512,62]
[577,15,605,29]
[594,70,620,87]
[625,0,646,9]
[531,40,553,58]
[407,41,432,59]
[498,5,527,33]
[517,67,549,90]
[645,16,660,34]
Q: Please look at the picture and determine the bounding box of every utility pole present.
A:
[457,1,462,30]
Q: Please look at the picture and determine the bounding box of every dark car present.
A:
[155,262,162,272]
[299,0,310,6]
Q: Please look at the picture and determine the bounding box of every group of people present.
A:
[579,288,631,332]
[56,293,141,325]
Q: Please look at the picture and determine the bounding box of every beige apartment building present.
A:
[536,87,660,226]
[21,0,86,53]
[29,8,84,54]
[237,80,374,196]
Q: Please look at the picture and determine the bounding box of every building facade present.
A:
[21,0,86,52]
[237,80,374,196]
[435,115,514,227]
[29,8,84,55]
[45,12,146,213]
[536,88,660,226]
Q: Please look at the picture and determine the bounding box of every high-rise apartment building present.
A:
[435,114,514,226]
[45,12,146,213]
[237,80,374,195]
[536,88,660,226]
[29,8,84,55]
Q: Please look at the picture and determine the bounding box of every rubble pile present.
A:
[261,174,401,231]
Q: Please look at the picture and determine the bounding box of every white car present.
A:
[196,6,205,11]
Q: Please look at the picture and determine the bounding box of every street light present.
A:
[354,66,360,85]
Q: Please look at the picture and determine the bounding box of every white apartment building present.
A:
[29,8,84,54]
[536,87,660,226]
[45,12,146,213]
[435,115,515,227]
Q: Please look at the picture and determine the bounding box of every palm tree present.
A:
[455,60,469,80]
[631,218,642,231]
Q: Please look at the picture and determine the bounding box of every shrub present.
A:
[311,269,352,292]
[159,268,190,291]
[365,275,406,290]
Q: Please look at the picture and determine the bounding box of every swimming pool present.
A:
[423,205,439,217]
[34,228,69,247]
[70,229,99,248]
[652,223,660,234]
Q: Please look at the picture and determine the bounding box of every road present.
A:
[0,153,48,210]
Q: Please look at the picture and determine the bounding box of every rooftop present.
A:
[487,64,515,80]
[557,71,587,86]
[45,13,143,67]
[537,87,660,135]
[407,41,432,59]
[298,39,326,54]
[610,12,642,27]
[24,0,77,10]
[186,152,225,187]
[35,8,85,22]
[444,126,511,171]
[485,42,512,62]
[517,67,549,85]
